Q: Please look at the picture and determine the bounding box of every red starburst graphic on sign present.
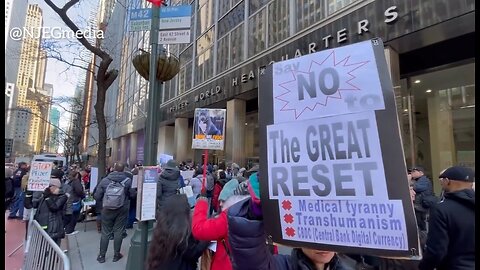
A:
[274,50,369,119]
[282,200,292,211]
[284,213,294,224]
[285,227,296,237]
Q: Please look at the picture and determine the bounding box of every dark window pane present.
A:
[248,7,266,57]
[218,1,245,38]
[268,0,289,47]
[230,23,244,66]
[249,0,269,15]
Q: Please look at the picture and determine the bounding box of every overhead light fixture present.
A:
[414,80,421,84]
[426,89,432,93]
[403,109,408,112]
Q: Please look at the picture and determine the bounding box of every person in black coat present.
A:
[227,197,352,270]
[147,194,209,270]
[156,159,181,218]
[419,166,475,270]
[34,177,68,246]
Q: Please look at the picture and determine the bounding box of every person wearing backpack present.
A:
[5,167,14,213]
[94,163,134,263]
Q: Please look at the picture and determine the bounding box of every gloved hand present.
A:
[43,187,52,198]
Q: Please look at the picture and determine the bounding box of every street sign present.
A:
[129,5,192,33]
[158,29,191,44]
[129,9,152,32]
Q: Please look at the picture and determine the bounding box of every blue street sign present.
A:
[160,5,192,18]
[130,9,152,20]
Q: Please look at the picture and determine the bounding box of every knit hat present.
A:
[439,166,475,182]
[50,168,64,179]
[218,179,239,202]
[49,178,62,188]
[164,159,179,171]
[248,172,261,204]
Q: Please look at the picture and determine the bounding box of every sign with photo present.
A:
[192,108,226,150]
[258,39,420,258]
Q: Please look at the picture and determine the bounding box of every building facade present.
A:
[48,107,61,153]
[107,0,474,192]
[14,4,50,154]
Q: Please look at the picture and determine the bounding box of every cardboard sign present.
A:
[136,167,158,221]
[258,39,420,258]
[27,161,53,191]
[192,108,226,150]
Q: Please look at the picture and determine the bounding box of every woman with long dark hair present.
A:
[147,194,209,270]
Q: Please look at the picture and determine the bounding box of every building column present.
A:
[111,138,120,165]
[158,125,175,162]
[226,99,246,167]
[174,118,190,162]
[120,136,127,164]
[130,132,138,166]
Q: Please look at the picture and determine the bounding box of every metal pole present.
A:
[126,3,163,270]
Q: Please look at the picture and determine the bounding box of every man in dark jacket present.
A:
[63,170,85,234]
[8,162,28,219]
[94,163,133,263]
[419,166,475,270]
[410,166,433,231]
[156,159,181,218]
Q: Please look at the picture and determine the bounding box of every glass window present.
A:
[178,68,186,94]
[230,23,244,66]
[218,1,245,38]
[195,47,213,85]
[268,0,289,47]
[218,0,231,18]
[196,28,214,55]
[248,7,267,57]
[249,0,270,15]
[196,0,214,36]
[180,45,193,66]
[185,62,192,90]
[399,62,475,192]
[296,0,327,31]
[217,35,229,72]
[327,0,356,15]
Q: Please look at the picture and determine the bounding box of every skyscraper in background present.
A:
[14,4,50,154]
[48,106,61,153]
[5,0,28,143]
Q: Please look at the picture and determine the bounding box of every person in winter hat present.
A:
[34,173,68,246]
[419,166,475,270]
[212,170,228,213]
[192,179,249,270]
[156,159,181,218]
[227,173,351,270]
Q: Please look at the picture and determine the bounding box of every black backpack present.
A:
[421,192,440,209]
[5,177,14,198]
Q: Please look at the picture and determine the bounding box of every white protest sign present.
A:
[258,39,420,258]
[267,111,388,200]
[28,161,53,191]
[89,167,99,193]
[273,40,384,123]
[136,167,158,221]
[192,108,226,150]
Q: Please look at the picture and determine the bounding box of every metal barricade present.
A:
[23,219,70,270]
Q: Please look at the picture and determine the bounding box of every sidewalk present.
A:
[4,212,135,270]
[66,221,135,270]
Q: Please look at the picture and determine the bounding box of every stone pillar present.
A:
[130,132,138,166]
[174,118,190,162]
[157,125,175,161]
[226,99,246,166]
[120,136,127,164]
[110,138,120,165]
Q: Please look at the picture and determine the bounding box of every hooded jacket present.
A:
[192,195,249,270]
[94,171,133,210]
[156,168,181,215]
[419,188,475,270]
[227,198,351,270]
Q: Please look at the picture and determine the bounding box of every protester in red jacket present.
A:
[192,179,247,270]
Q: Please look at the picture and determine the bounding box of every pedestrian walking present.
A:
[94,163,133,263]
[156,159,182,217]
[8,162,28,219]
[63,170,85,234]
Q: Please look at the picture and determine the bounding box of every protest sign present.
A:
[191,108,226,150]
[136,167,158,221]
[258,39,420,258]
[28,161,53,191]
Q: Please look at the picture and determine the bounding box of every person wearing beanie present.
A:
[419,166,475,270]
[34,171,68,246]
[192,178,248,270]
[156,159,181,218]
